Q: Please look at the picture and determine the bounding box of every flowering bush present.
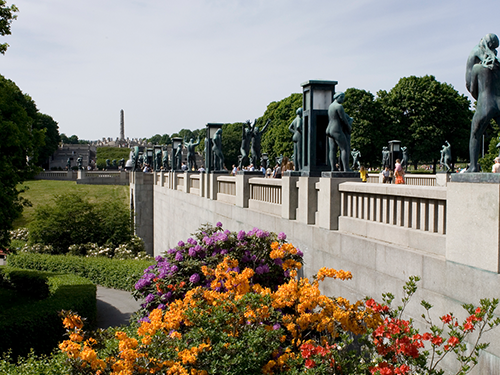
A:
[9,227,29,241]
[132,223,303,318]
[59,225,500,375]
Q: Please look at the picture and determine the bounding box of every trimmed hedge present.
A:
[0,266,96,359]
[7,253,154,291]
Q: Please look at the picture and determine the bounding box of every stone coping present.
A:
[450,173,500,183]
[339,181,446,199]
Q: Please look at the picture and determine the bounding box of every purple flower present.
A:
[296,248,303,257]
[273,323,281,330]
[204,236,214,246]
[189,273,200,283]
[255,266,264,274]
[175,252,183,261]
[145,293,155,303]
[278,232,286,240]
[274,258,283,266]
[158,304,166,310]
[187,237,197,245]
[170,265,179,274]
[220,249,228,255]
[256,229,267,238]
[139,317,151,323]
[216,221,223,227]
[218,233,228,242]
[167,248,176,255]
[178,241,185,247]
[134,278,150,290]
[155,255,164,262]
[161,292,172,301]
[237,231,245,241]
[188,247,196,257]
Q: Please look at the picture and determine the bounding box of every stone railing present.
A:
[248,177,282,216]
[217,176,236,204]
[35,170,76,181]
[338,182,447,256]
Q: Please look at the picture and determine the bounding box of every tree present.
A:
[260,93,302,163]
[221,122,244,168]
[344,88,385,168]
[0,1,18,54]
[0,74,45,248]
[29,193,133,254]
[33,113,60,168]
[376,75,472,171]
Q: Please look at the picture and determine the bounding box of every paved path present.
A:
[96,286,142,329]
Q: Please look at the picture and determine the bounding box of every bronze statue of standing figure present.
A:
[326,92,353,171]
[289,108,303,171]
[466,33,500,172]
[239,121,253,169]
[250,119,270,168]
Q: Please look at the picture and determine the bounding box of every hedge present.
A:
[0,266,96,359]
[6,253,154,291]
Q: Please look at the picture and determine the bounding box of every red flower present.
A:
[305,359,316,369]
[448,336,459,346]
[431,335,443,346]
[441,314,452,324]
[463,322,474,332]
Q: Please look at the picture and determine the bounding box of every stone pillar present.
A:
[282,175,299,220]
[120,170,128,185]
[208,173,218,200]
[235,171,256,208]
[296,176,319,224]
[316,177,355,230]
[184,172,191,194]
[198,172,205,197]
[446,174,500,273]
[77,168,86,181]
[130,172,154,256]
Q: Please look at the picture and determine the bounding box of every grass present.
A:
[14,180,129,229]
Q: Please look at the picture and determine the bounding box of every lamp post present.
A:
[172,137,183,171]
[301,80,338,176]
[388,140,401,170]
[205,123,223,172]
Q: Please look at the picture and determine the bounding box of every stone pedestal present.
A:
[296,176,319,224]
[207,171,227,200]
[447,174,500,273]
[282,175,299,220]
[236,171,262,207]
[316,176,360,230]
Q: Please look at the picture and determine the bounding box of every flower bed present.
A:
[59,224,500,375]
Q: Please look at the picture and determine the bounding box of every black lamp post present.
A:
[301,80,338,176]
[388,140,401,170]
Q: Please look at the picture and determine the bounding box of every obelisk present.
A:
[120,109,125,140]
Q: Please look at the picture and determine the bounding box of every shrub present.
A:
[28,192,133,254]
[0,267,96,359]
[7,253,154,291]
[60,225,500,375]
[0,351,69,375]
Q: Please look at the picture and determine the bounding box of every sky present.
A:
[1,0,499,141]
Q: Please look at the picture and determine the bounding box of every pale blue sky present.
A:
[1,0,498,140]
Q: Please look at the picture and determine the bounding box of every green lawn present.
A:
[14,180,130,229]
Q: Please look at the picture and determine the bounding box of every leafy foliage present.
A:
[33,113,60,168]
[376,75,472,169]
[0,0,18,54]
[95,146,131,168]
[28,192,133,253]
[260,93,302,163]
[0,74,45,248]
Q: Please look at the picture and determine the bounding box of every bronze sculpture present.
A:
[466,33,500,172]
[440,141,452,172]
[185,137,200,171]
[250,119,270,168]
[212,128,224,171]
[239,121,253,169]
[289,108,303,171]
[351,148,361,170]
[326,92,353,171]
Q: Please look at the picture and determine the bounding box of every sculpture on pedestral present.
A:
[326,92,353,171]
[465,33,500,172]
[289,108,303,171]
[175,142,183,171]
[185,137,200,171]
[238,121,253,169]
[440,141,452,172]
[351,148,361,170]
[250,119,270,169]
[401,146,409,171]
[162,149,169,170]
[381,146,390,170]
[212,128,224,171]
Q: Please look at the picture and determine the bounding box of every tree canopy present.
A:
[376,75,472,169]
[0,75,45,247]
[0,1,18,54]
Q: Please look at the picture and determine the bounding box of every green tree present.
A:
[29,193,132,254]
[221,122,245,168]
[376,75,472,171]
[0,1,18,54]
[33,113,60,168]
[344,88,385,168]
[260,93,302,163]
[0,74,45,248]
